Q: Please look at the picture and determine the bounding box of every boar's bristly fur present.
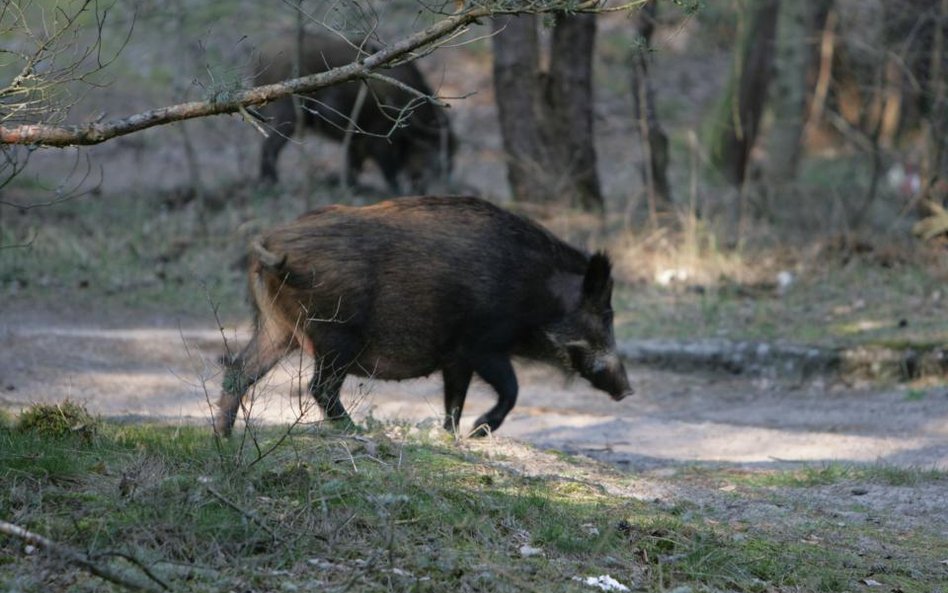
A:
[215,196,632,438]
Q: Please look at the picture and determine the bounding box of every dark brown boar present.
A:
[254,32,455,193]
[216,196,632,437]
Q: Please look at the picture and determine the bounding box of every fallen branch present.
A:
[0,519,168,593]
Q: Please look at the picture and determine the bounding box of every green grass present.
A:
[613,256,948,349]
[1,179,320,316]
[679,462,947,489]
[2,412,947,592]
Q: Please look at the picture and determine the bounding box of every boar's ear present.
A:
[582,252,614,306]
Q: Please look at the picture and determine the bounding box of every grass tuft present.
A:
[16,399,98,441]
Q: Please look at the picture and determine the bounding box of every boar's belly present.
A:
[349,352,441,381]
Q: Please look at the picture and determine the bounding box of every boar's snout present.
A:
[593,360,634,401]
[569,347,634,401]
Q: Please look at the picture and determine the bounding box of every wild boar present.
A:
[215,196,632,437]
[254,32,455,193]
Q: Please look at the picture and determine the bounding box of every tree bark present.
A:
[629,0,672,217]
[705,0,780,188]
[492,13,603,211]
[548,13,602,212]
[765,0,813,183]
[922,0,947,201]
[492,14,550,204]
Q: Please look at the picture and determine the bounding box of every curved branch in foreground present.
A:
[0,1,633,148]
[0,519,167,593]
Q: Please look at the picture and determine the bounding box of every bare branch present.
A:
[0,0,638,148]
[0,150,100,208]
[1,0,132,190]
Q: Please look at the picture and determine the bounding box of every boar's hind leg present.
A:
[309,346,357,426]
[216,329,294,437]
[442,362,474,433]
[469,356,518,438]
[308,371,351,425]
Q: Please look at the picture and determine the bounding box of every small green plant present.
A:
[16,399,98,441]
[0,407,13,429]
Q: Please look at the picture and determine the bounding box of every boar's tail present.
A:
[251,239,287,271]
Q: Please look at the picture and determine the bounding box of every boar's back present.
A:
[253,197,588,377]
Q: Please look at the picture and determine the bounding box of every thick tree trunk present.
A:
[492,13,603,211]
[548,13,603,212]
[922,0,946,201]
[705,0,780,187]
[492,15,551,204]
[765,0,812,183]
[629,0,672,217]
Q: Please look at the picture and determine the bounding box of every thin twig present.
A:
[204,484,278,542]
[246,412,308,469]
[238,104,269,137]
[365,71,451,108]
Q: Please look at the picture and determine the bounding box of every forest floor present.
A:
[2,295,946,533]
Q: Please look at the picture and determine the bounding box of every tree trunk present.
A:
[705,0,780,187]
[921,0,946,203]
[765,0,813,183]
[492,13,603,211]
[548,13,603,212]
[629,0,672,218]
[492,15,551,204]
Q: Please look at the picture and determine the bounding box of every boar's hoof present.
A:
[468,424,491,438]
[326,415,358,432]
[213,420,233,439]
[468,416,499,438]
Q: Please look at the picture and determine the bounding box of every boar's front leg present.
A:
[469,355,519,437]
[442,362,474,432]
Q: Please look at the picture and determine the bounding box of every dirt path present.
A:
[3,308,946,472]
